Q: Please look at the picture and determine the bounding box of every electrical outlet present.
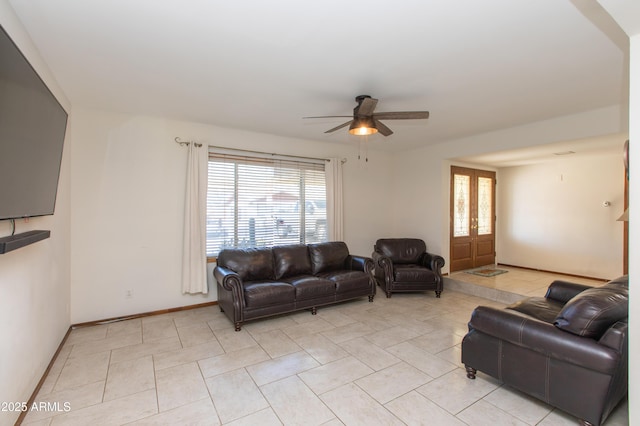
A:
[125,290,133,299]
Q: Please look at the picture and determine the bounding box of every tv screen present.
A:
[0,24,68,221]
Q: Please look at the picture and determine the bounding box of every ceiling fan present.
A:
[304,95,430,136]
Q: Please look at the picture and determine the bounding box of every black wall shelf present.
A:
[0,230,51,254]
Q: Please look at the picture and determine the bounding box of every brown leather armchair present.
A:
[462,276,628,426]
[372,238,445,298]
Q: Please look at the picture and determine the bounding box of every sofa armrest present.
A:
[346,255,374,275]
[598,321,627,352]
[214,266,244,292]
[545,280,594,303]
[467,306,621,374]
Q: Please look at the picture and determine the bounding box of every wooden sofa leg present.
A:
[465,366,477,379]
[235,322,242,332]
[311,307,317,315]
[435,291,442,298]
[386,291,392,298]
[368,295,374,302]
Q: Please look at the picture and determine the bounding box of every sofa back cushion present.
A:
[309,241,349,274]
[507,297,565,324]
[375,238,426,264]
[554,276,628,339]
[217,248,275,281]
[273,244,312,279]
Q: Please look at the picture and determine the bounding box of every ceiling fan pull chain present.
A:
[365,136,369,162]
[356,136,369,162]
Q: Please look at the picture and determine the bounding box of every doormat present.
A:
[465,268,508,277]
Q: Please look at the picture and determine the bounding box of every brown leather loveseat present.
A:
[462,276,628,426]
[214,241,375,331]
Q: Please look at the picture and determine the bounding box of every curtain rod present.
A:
[208,144,347,164]
[174,137,202,147]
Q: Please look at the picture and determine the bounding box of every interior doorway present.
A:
[450,166,496,272]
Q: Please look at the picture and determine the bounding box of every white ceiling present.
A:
[8,0,628,156]
[453,132,627,167]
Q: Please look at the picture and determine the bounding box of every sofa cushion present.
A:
[244,281,295,308]
[309,242,349,274]
[375,238,426,264]
[554,281,628,338]
[507,297,565,324]
[318,270,371,293]
[218,248,275,281]
[394,264,436,283]
[286,275,335,300]
[273,245,312,279]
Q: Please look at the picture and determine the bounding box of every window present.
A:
[206,151,327,257]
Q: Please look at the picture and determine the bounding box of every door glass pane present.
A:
[453,174,470,237]
[477,176,492,235]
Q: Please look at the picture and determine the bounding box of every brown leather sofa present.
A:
[214,241,375,331]
[372,238,445,298]
[462,276,628,426]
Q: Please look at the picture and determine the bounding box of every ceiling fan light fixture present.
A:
[348,117,378,136]
[306,95,428,136]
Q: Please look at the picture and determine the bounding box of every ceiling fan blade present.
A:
[356,97,378,116]
[374,119,393,136]
[303,115,353,119]
[373,111,430,120]
[324,120,353,133]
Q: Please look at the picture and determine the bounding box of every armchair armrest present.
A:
[372,251,391,267]
[468,306,621,374]
[420,252,445,274]
[371,251,387,264]
[545,280,593,303]
[371,251,393,281]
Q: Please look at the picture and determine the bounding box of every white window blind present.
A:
[206,151,327,257]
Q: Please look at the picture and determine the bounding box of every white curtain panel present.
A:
[182,142,208,294]
[326,158,344,241]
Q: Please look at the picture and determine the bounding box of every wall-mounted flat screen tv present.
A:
[0,24,68,221]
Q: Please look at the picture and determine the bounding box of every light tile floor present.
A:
[22,273,628,425]
[449,265,608,299]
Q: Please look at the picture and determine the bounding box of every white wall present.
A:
[0,2,71,425]
[598,3,639,422]
[69,107,393,324]
[497,154,624,279]
[629,31,640,426]
[597,2,640,421]
[602,10,640,424]
[390,105,626,275]
[628,30,639,426]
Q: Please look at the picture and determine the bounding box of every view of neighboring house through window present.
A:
[206,150,327,257]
